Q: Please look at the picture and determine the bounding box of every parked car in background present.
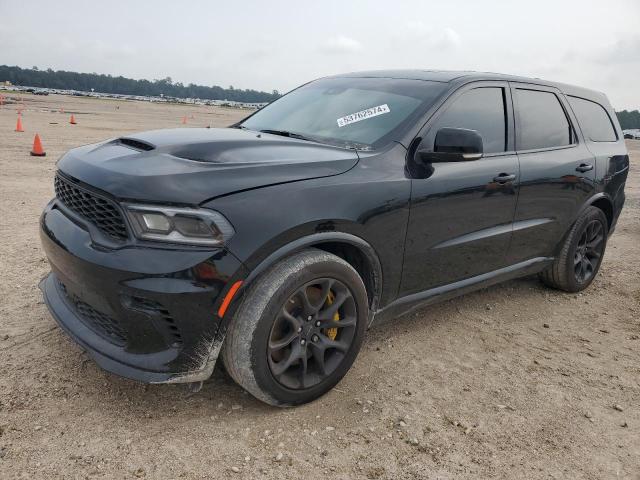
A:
[40,71,629,406]
[622,130,640,139]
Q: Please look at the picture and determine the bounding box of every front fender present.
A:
[222,231,383,330]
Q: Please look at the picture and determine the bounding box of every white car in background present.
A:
[623,129,640,139]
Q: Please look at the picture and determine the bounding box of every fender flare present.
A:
[579,192,614,217]
[553,192,615,258]
[223,231,383,330]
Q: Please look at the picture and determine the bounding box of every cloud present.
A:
[241,48,270,61]
[402,22,462,50]
[593,35,640,65]
[319,35,363,54]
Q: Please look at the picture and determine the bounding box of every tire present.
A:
[221,249,369,406]
[539,206,608,292]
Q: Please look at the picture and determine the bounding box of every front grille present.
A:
[59,283,127,346]
[54,174,128,241]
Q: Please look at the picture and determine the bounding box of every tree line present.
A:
[616,110,640,130]
[1,65,637,122]
[0,65,281,103]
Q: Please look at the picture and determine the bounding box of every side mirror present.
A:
[417,127,484,163]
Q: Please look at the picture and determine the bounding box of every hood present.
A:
[56,128,359,205]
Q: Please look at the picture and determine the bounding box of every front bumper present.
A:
[39,199,246,384]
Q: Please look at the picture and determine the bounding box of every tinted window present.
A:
[515,89,573,150]
[568,96,617,142]
[241,77,447,149]
[432,87,506,153]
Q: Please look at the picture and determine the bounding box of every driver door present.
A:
[400,82,519,296]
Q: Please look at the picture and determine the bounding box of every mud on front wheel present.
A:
[221,249,369,406]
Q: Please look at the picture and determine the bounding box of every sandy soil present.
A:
[0,93,638,480]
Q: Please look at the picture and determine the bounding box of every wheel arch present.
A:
[575,193,614,230]
[552,193,613,259]
[248,232,381,309]
[221,232,383,332]
[588,195,614,229]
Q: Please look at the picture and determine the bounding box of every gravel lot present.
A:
[0,94,638,479]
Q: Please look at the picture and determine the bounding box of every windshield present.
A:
[240,77,448,149]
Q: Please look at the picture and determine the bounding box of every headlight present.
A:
[124,204,234,246]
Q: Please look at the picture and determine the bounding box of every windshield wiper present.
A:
[259,129,317,143]
[258,129,372,151]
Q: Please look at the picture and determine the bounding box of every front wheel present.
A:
[221,249,369,406]
[539,206,608,292]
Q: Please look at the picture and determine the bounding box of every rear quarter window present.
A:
[568,96,618,142]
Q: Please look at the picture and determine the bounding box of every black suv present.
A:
[40,71,629,406]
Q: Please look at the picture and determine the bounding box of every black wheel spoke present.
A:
[588,249,601,260]
[317,291,350,320]
[575,261,584,280]
[583,257,593,272]
[295,289,317,316]
[309,343,327,376]
[270,343,302,377]
[587,235,603,250]
[318,315,357,330]
[299,351,309,388]
[318,333,349,352]
[316,279,335,309]
[268,330,298,351]
[280,308,301,329]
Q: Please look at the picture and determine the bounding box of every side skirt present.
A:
[371,257,553,325]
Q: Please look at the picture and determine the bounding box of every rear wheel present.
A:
[222,249,368,406]
[539,206,608,292]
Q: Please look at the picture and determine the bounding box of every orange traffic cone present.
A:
[181,115,187,124]
[15,114,24,132]
[69,114,77,125]
[30,133,46,157]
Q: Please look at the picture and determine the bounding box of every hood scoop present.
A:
[118,137,155,151]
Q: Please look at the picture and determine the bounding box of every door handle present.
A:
[493,173,516,183]
[576,163,593,173]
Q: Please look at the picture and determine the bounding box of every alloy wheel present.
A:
[574,219,605,284]
[267,278,358,390]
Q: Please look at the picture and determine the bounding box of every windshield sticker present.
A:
[337,104,390,128]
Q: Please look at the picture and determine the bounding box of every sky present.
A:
[0,0,639,109]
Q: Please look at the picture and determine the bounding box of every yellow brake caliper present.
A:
[325,291,340,340]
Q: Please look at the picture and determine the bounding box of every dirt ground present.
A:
[0,93,638,480]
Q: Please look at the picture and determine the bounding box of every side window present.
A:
[515,89,574,150]
[568,96,617,142]
[432,87,507,154]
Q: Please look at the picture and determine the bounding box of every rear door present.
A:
[506,84,596,264]
[400,82,519,296]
